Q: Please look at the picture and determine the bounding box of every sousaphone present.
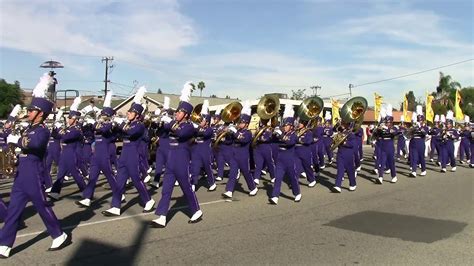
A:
[251,95,280,147]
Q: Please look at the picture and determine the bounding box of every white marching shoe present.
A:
[271,178,275,183]
[253,178,260,185]
[44,187,52,193]
[320,165,326,170]
[208,183,217,191]
[215,176,223,181]
[301,172,307,178]
[377,177,383,184]
[143,199,155,213]
[102,207,121,217]
[333,186,342,193]
[420,171,427,176]
[121,194,126,203]
[349,185,356,191]
[249,187,258,196]
[261,170,268,176]
[64,175,71,181]
[76,198,91,207]
[384,169,391,174]
[222,191,233,199]
[143,174,152,183]
[151,215,167,228]
[391,176,398,183]
[410,172,417,177]
[189,210,203,224]
[150,181,160,189]
[0,246,11,258]
[269,197,279,205]
[441,168,447,173]
[374,169,379,175]
[451,167,457,172]
[147,167,153,174]
[356,166,362,172]
[308,180,316,187]
[49,232,70,251]
[174,180,179,186]
[294,194,302,202]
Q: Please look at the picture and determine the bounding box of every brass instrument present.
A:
[251,95,280,147]
[190,103,203,124]
[330,97,367,151]
[213,102,242,147]
[297,96,324,128]
[0,107,28,178]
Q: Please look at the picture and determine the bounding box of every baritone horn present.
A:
[330,96,367,150]
[251,95,280,147]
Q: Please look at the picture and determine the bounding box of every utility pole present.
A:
[310,85,321,96]
[348,84,354,98]
[102,56,114,98]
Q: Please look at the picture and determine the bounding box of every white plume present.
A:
[416,105,423,116]
[324,111,332,120]
[55,109,64,121]
[379,105,386,121]
[133,86,147,104]
[9,104,21,117]
[104,90,113,108]
[202,100,209,115]
[440,114,446,123]
[434,114,440,122]
[465,115,470,123]
[32,73,54,98]
[411,112,417,122]
[215,106,223,116]
[163,96,170,109]
[283,104,294,118]
[241,100,251,116]
[180,82,193,102]
[400,115,405,122]
[446,110,454,120]
[385,104,393,117]
[70,96,81,111]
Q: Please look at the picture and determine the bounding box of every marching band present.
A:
[0,74,473,258]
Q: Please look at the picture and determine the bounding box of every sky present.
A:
[0,0,473,107]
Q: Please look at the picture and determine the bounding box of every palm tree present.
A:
[436,72,461,108]
[197,81,205,97]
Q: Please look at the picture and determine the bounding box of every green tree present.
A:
[0,79,23,118]
[290,89,306,100]
[197,81,205,97]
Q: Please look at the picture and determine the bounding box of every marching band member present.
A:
[102,86,155,216]
[322,112,334,165]
[0,106,20,150]
[76,91,118,207]
[459,116,471,164]
[44,109,64,192]
[252,118,276,185]
[396,116,407,161]
[469,121,474,168]
[151,82,202,227]
[409,106,429,177]
[151,96,171,188]
[80,116,95,177]
[429,115,441,164]
[222,101,258,199]
[190,100,217,191]
[332,121,357,192]
[312,117,325,169]
[439,111,459,172]
[354,124,364,172]
[211,107,223,180]
[373,104,398,184]
[372,106,386,175]
[0,74,70,258]
[295,118,317,187]
[48,97,87,200]
[269,104,301,204]
[214,116,236,182]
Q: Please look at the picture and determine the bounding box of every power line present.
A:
[352,58,473,88]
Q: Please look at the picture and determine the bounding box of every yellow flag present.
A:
[331,98,340,124]
[374,93,383,121]
[403,93,410,122]
[455,89,464,120]
[426,93,434,123]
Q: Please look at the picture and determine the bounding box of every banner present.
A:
[403,93,410,122]
[374,93,383,121]
[331,98,340,124]
[426,93,434,123]
[455,89,464,120]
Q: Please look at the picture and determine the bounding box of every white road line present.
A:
[17,199,226,239]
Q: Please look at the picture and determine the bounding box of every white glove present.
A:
[273,128,282,136]
[192,122,199,129]
[87,118,95,125]
[228,125,237,133]
[7,134,20,144]
[161,116,172,123]
[113,117,124,124]
[54,122,62,128]
[20,122,29,128]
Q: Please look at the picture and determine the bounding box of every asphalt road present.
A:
[0,147,473,265]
